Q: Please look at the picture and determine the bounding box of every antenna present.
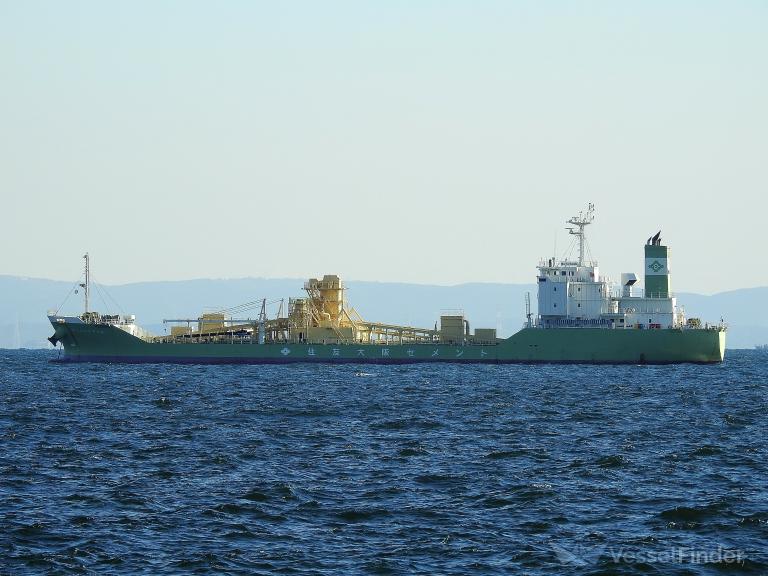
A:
[259,298,267,323]
[79,253,90,315]
[566,203,595,266]
[525,292,532,328]
[258,298,267,344]
[553,229,557,262]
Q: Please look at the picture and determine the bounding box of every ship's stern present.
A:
[715,327,727,362]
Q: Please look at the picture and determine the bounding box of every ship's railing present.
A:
[610,289,677,299]
[535,318,616,329]
[528,319,727,331]
[80,312,136,325]
[100,314,136,326]
[152,334,500,346]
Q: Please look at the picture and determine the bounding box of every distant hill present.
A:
[0,275,765,349]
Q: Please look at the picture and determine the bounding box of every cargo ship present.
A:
[48,206,726,364]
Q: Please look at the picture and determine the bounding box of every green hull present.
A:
[49,320,726,364]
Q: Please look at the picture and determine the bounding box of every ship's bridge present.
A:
[537,258,613,325]
[538,259,600,283]
[534,206,683,330]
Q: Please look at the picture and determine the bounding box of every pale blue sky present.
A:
[2,1,766,293]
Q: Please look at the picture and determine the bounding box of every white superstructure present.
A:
[536,205,683,330]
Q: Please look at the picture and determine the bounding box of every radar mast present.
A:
[566,204,595,266]
[80,253,90,314]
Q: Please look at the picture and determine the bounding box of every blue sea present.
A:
[1,349,766,575]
